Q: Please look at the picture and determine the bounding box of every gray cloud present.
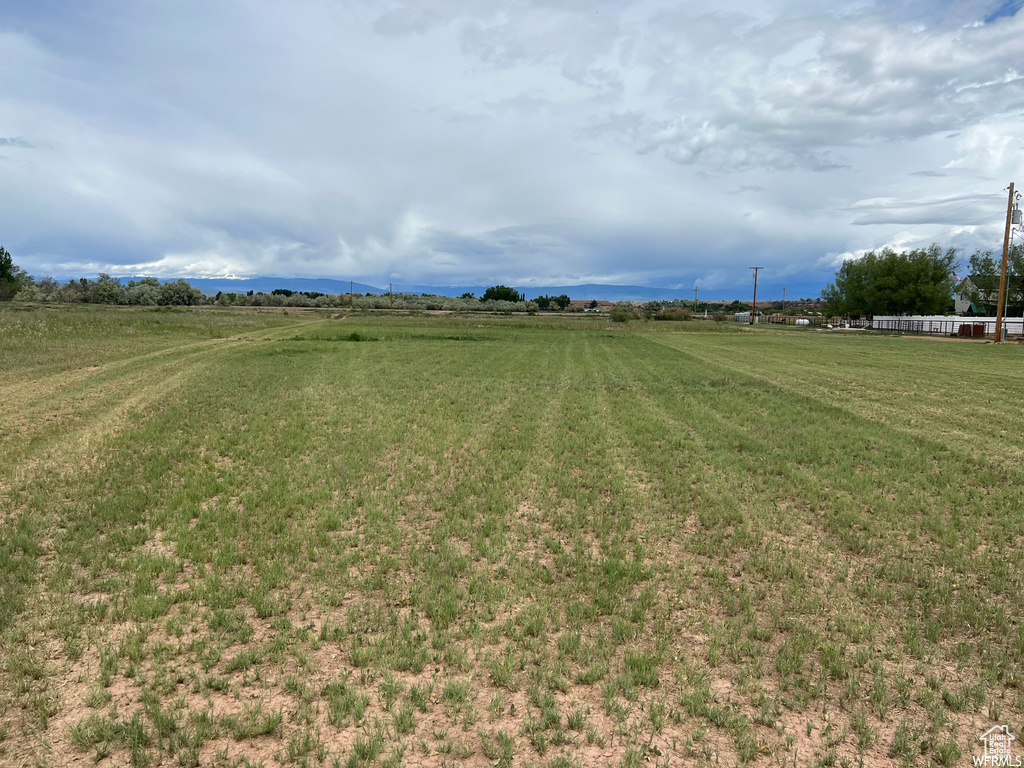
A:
[0,0,1021,293]
[373,7,449,37]
[0,137,35,148]
[596,6,1024,172]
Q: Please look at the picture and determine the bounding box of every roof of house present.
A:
[959,274,1024,292]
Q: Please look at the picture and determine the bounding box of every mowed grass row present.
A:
[652,329,1024,470]
[1,308,1023,768]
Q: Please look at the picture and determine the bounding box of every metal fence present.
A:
[735,313,827,325]
[734,312,1024,337]
[763,314,826,325]
[870,316,1024,338]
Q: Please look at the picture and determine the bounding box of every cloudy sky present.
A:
[1,0,1022,297]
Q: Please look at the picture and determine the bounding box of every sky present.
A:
[1,0,1022,298]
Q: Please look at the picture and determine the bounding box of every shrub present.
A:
[14,285,43,302]
[609,303,634,323]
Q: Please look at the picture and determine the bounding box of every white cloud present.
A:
[0,0,1021,296]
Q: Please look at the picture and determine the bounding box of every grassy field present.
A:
[2,305,1023,768]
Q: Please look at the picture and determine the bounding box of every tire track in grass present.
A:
[2,320,555,767]
[0,343,240,643]
[0,315,326,412]
[1,324,318,564]
[1,319,342,765]
[0,342,251,762]
[0,320,330,675]
[0,318,329,494]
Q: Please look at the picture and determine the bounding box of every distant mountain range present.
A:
[393,283,698,302]
[183,277,383,296]
[180,277,691,300]
[152,277,821,303]
[181,278,723,302]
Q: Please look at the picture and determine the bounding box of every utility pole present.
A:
[390,283,393,309]
[995,183,1015,342]
[782,287,786,314]
[693,285,698,311]
[350,280,353,309]
[749,267,763,325]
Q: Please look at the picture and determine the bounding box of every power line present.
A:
[750,267,763,324]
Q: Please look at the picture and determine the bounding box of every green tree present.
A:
[481,285,522,302]
[37,276,59,298]
[127,278,162,306]
[533,293,570,310]
[821,244,958,318]
[0,246,33,300]
[54,278,90,303]
[609,302,634,322]
[89,273,127,304]
[0,246,14,284]
[17,284,44,301]
[159,279,203,306]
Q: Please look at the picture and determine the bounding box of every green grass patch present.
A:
[2,308,1022,766]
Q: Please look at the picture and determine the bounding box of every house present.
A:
[956,274,1023,316]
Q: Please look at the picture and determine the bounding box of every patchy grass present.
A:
[1,306,1023,766]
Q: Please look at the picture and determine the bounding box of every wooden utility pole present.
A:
[390,283,393,309]
[693,285,698,310]
[995,183,1015,342]
[782,287,786,313]
[350,280,353,309]
[750,267,763,324]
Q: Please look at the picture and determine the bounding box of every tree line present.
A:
[0,249,592,311]
[12,241,1015,318]
[821,243,1024,318]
